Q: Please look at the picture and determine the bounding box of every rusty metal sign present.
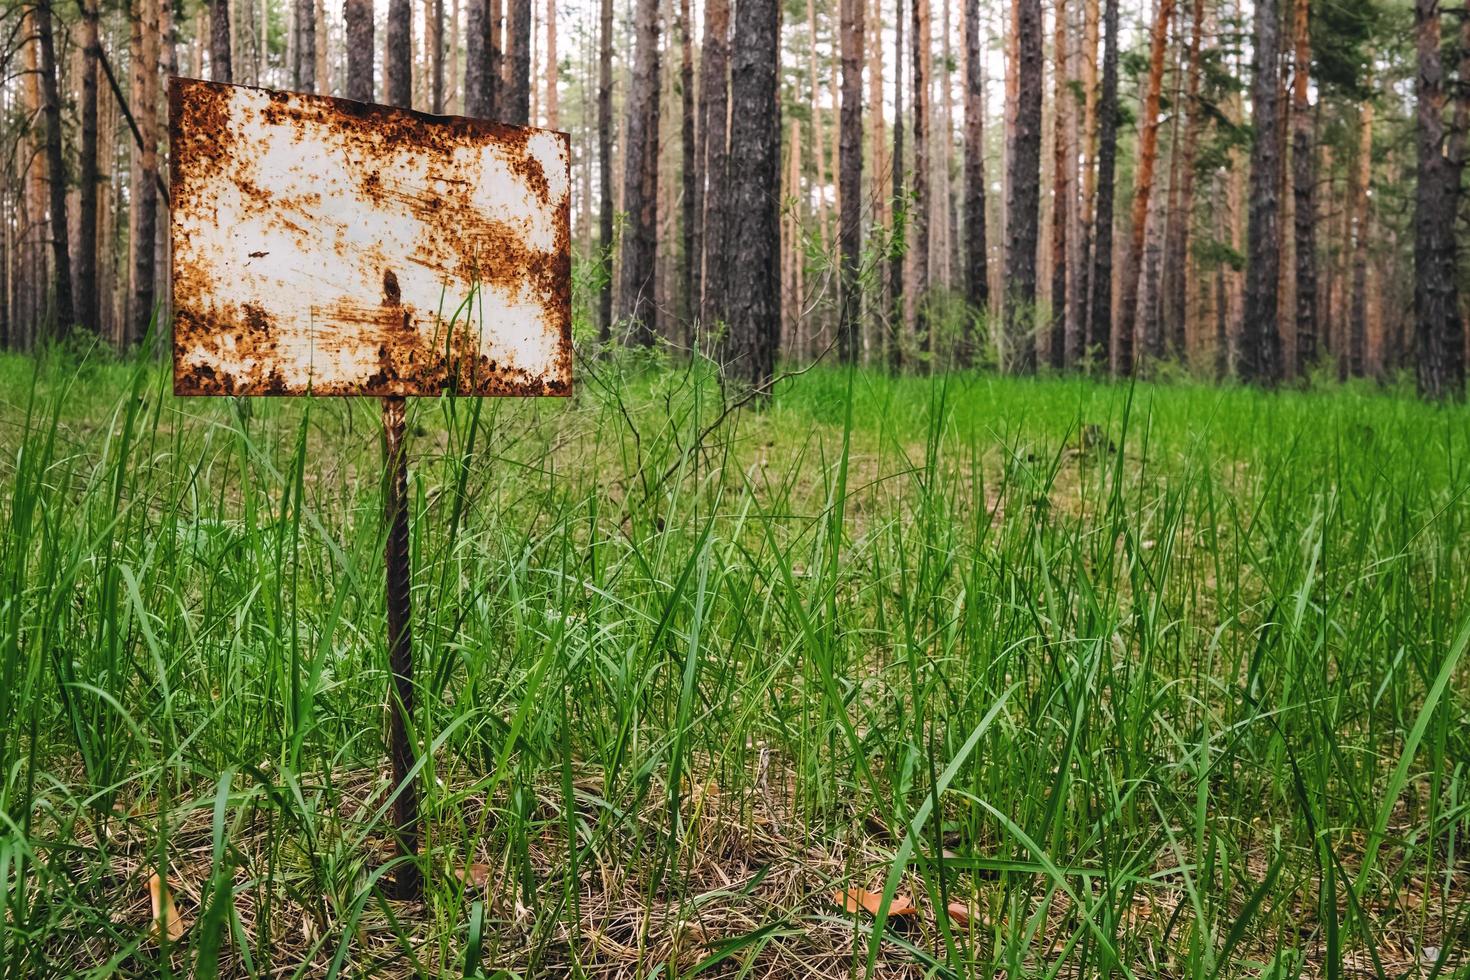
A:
[168,77,572,397]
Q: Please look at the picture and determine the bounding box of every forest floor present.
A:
[1,349,1468,979]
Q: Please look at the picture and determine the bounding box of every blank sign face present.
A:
[168,78,572,397]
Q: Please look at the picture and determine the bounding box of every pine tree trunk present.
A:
[697,0,729,326]
[723,0,782,391]
[1088,0,1119,368]
[1348,96,1372,379]
[1241,0,1283,384]
[911,0,931,357]
[36,0,75,337]
[1004,0,1042,373]
[429,0,445,111]
[464,0,494,115]
[1114,0,1174,375]
[505,0,531,124]
[211,0,233,81]
[1049,0,1070,370]
[888,0,905,373]
[617,0,661,342]
[838,0,864,362]
[386,0,413,105]
[129,0,159,345]
[597,0,615,340]
[344,0,373,100]
[294,0,316,91]
[678,0,695,339]
[77,0,101,335]
[1163,0,1203,362]
[961,0,987,363]
[1413,0,1467,399]
[1290,0,1317,371]
[1077,0,1098,358]
[544,0,558,125]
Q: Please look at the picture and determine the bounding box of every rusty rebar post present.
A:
[382,395,421,900]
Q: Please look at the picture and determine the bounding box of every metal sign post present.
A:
[169,77,572,900]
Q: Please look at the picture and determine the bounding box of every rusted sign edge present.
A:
[167,76,574,398]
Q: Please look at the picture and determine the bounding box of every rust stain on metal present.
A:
[168,77,572,397]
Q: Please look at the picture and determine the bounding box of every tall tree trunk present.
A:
[464,0,495,115]
[1088,0,1119,368]
[211,0,233,81]
[36,0,76,337]
[432,0,446,111]
[294,0,317,91]
[1413,0,1467,399]
[386,0,413,105]
[129,0,159,345]
[1114,0,1174,375]
[838,0,864,362]
[1290,0,1317,371]
[961,0,988,363]
[617,0,660,342]
[77,0,101,335]
[1049,0,1070,370]
[1164,0,1204,362]
[911,0,931,357]
[807,0,834,255]
[345,0,374,101]
[697,0,729,326]
[1241,0,1283,384]
[678,0,695,340]
[1348,95,1372,379]
[505,0,531,124]
[1004,0,1042,373]
[1077,0,1098,358]
[597,0,615,340]
[888,0,905,372]
[723,0,782,390]
[544,0,558,125]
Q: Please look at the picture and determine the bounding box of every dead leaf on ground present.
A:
[946,901,984,926]
[146,872,188,941]
[832,887,917,917]
[454,863,492,887]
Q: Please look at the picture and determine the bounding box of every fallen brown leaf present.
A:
[146,872,187,941]
[832,887,917,917]
[454,863,492,887]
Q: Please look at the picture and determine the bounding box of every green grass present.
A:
[1,346,1467,978]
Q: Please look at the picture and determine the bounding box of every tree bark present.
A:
[429,0,445,111]
[678,0,695,340]
[36,0,76,337]
[1290,0,1317,371]
[616,0,660,342]
[838,0,864,362]
[1348,95,1372,379]
[294,0,316,92]
[888,0,905,372]
[723,0,782,391]
[1114,0,1174,375]
[464,0,495,115]
[344,0,374,101]
[504,0,531,124]
[596,0,616,340]
[697,0,729,328]
[961,0,988,363]
[1241,0,1283,384]
[77,0,102,335]
[1413,0,1467,399]
[1164,0,1204,362]
[1049,0,1070,370]
[544,0,558,125]
[911,0,931,357]
[211,0,233,81]
[1088,0,1119,368]
[129,0,159,345]
[1004,0,1042,373]
[386,0,413,106]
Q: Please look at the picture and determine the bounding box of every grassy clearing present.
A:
[1,347,1468,978]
